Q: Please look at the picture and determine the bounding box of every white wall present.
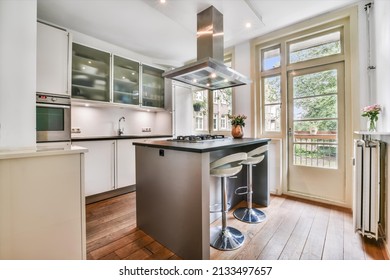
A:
[374,0,390,132]
[71,106,171,137]
[0,0,37,150]
[371,0,390,258]
[232,42,253,137]
[357,0,390,257]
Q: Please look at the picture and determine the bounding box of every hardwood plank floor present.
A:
[86,192,387,260]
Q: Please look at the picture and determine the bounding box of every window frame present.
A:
[287,27,344,66]
[256,22,346,138]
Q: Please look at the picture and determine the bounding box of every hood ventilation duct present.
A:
[162,6,251,90]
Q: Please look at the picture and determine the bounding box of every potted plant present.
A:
[362,104,381,132]
[193,100,206,112]
[228,114,247,138]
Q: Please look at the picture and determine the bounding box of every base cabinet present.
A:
[73,140,115,196]
[73,139,135,196]
[0,152,86,260]
[117,139,136,188]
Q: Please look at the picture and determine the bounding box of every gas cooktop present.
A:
[169,134,226,143]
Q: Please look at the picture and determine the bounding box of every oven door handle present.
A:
[37,103,71,109]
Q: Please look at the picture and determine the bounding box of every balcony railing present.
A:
[293,131,337,169]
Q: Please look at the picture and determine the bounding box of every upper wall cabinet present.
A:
[71,42,166,110]
[141,65,164,109]
[71,43,110,102]
[113,55,140,105]
[36,22,70,96]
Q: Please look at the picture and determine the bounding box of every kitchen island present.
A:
[133,137,270,260]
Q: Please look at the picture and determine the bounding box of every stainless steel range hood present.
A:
[163,6,251,90]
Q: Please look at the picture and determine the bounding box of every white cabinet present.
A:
[37,22,70,95]
[73,139,135,196]
[74,140,115,196]
[117,139,136,188]
[0,150,86,259]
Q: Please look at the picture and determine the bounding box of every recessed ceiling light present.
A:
[193,79,197,83]
[210,73,217,78]
[88,60,92,64]
[245,22,252,28]
[160,0,166,4]
[85,103,89,107]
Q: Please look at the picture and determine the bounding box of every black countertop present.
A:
[132,137,271,153]
[71,134,172,142]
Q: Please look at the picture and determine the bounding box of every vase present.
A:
[367,118,377,132]
[231,125,244,138]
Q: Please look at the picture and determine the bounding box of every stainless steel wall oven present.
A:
[36,94,71,143]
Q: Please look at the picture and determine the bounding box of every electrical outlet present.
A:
[71,127,81,133]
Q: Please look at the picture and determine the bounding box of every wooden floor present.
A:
[86,192,387,260]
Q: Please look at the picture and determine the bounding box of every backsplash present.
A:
[71,105,172,137]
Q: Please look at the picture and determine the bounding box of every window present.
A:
[288,30,342,64]
[195,112,204,131]
[192,90,208,132]
[220,115,227,130]
[262,46,281,71]
[213,92,218,104]
[263,75,281,132]
[259,27,343,135]
[213,114,218,130]
[212,88,232,132]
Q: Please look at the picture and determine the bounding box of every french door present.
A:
[287,62,345,203]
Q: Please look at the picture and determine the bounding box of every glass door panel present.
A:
[72,43,110,102]
[113,55,140,105]
[288,63,345,202]
[141,65,164,108]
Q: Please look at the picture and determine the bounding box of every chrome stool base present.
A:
[210,226,245,250]
[233,207,266,224]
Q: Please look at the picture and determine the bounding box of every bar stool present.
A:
[210,152,247,250]
[233,145,267,223]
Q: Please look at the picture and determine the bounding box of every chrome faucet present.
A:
[118,116,125,136]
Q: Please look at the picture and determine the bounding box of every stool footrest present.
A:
[235,186,249,195]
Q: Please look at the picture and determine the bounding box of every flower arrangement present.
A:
[362,104,381,132]
[228,114,247,127]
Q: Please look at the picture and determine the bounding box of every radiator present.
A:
[353,139,386,240]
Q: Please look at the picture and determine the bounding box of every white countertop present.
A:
[0,145,88,160]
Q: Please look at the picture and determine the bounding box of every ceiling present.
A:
[37,0,360,67]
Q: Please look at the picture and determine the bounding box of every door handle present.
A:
[288,128,293,136]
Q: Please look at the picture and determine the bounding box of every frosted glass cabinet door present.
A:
[37,22,69,95]
[71,43,110,102]
[113,55,140,105]
[141,64,164,108]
